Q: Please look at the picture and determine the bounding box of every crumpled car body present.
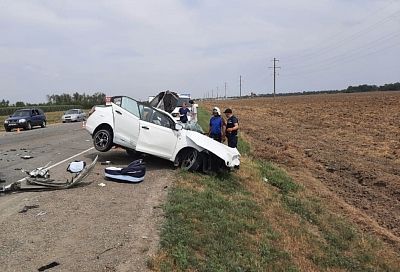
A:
[85,96,240,171]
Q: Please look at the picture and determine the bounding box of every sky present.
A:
[0,0,399,103]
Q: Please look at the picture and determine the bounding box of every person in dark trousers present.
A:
[224,108,239,148]
[179,102,190,123]
[208,107,225,142]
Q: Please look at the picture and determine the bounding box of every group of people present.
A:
[178,103,239,149]
[208,107,239,148]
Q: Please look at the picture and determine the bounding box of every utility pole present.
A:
[211,89,214,99]
[224,82,227,99]
[239,75,242,97]
[216,87,219,99]
[269,58,281,98]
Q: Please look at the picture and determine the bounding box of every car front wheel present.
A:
[25,122,32,130]
[93,129,113,152]
[181,148,201,171]
[41,120,46,128]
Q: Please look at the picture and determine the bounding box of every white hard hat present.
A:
[212,107,221,115]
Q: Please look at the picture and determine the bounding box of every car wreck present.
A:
[85,95,240,171]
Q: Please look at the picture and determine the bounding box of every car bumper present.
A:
[4,122,26,129]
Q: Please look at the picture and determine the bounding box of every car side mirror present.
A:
[175,123,183,131]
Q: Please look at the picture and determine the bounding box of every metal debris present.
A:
[38,261,60,271]
[19,204,39,213]
[21,155,33,159]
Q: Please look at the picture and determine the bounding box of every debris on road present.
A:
[1,155,98,193]
[100,161,111,165]
[38,261,60,271]
[18,204,39,213]
[104,159,146,183]
[67,161,86,173]
[21,155,33,159]
[36,211,47,216]
[0,178,6,183]
[98,183,106,187]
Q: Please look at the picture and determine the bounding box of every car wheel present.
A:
[41,120,46,128]
[5,127,11,132]
[25,122,32,130]
[93,129,113,152]
[181,148,201,171]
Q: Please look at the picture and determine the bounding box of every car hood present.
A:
[185,130,240,167]
[6,116,28,121]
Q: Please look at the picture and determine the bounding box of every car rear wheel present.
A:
[41,120,46,128]
[93,129,113,152]
[181,148,201,171]
[25,122,32,130]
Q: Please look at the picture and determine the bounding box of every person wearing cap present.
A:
[179,102,190,123]
[208,107,225,142]
[224,108,239,148]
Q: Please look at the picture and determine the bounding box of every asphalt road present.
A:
[0,122,96,187]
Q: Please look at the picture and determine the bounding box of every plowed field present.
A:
[202,91,400,245]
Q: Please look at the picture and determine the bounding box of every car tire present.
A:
[5,127,11,132]
[25,122,32,130]
[41,120,46,128]
[93,128,113,152]
[180,148,202,171]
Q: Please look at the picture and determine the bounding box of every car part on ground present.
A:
[105,159,146,183]
[85,95,240,172]
[0,156,98,193]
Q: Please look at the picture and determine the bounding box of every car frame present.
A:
[85,96,240,171]
[4,108,47,132]
[62,109,86,123]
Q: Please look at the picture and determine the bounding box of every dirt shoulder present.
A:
[0,151,174,272]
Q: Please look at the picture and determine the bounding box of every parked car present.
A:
[4,108,47,132]
[62,109,86,123]
[85,96,240,171]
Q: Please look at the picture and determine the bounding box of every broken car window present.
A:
[121,97,140,118]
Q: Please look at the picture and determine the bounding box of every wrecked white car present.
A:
[85,96,240,171]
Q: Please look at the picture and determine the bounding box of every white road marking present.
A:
[46,147,95,170]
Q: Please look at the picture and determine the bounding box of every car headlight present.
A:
[4,120,8,124]
[18,119,26,123]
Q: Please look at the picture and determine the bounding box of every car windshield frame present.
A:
[12,110,31,117]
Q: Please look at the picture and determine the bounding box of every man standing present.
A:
[179,102,190,123]
[208,107,225,142]
[224,108,239,148]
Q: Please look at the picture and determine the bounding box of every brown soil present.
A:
[203,91,400,246]
[0,151,173,272]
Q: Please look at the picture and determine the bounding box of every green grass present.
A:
[150,106,400,271]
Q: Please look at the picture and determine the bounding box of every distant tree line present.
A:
[46,92,106,108]
[255,82,400,98]
[0,92,106,109]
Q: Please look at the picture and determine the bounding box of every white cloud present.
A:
[0,0,399,102]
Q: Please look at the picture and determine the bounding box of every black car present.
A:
[4,108,47,132]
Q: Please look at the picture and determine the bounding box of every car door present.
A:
[136,106,179,160]
[112,97,141,149]
[31,109,40,126]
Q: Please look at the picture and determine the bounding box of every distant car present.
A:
[85,96,240,171]
[62,109,86,123]
[4,108,47,132]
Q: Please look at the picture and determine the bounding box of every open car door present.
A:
[111,96,141,149]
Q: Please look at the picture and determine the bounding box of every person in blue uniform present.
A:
[224,108,239,148]
[179,102,190,123]
[208,107,225,142]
